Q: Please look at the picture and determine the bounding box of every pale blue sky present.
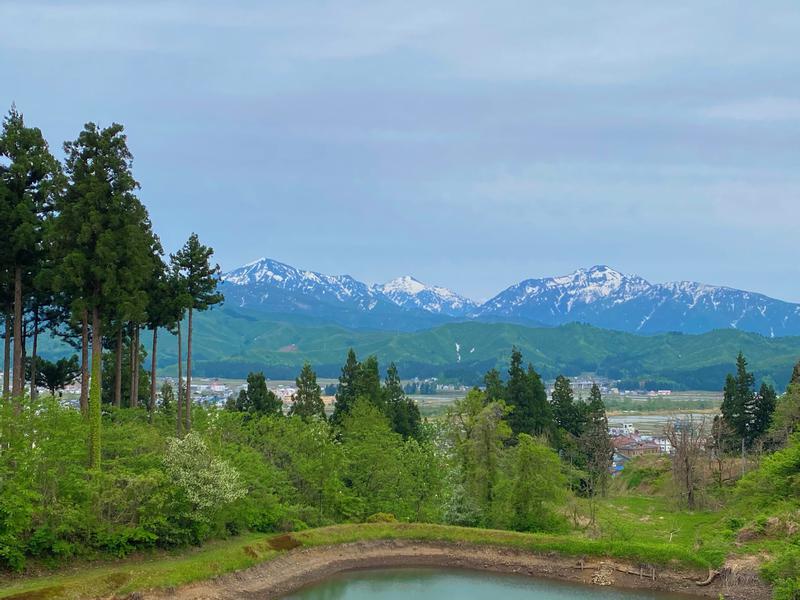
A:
[3,1,799,301]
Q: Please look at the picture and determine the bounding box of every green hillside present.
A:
[37,307,800,389]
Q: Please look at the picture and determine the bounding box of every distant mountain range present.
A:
[221,259,800,336]
[120,315,800,391]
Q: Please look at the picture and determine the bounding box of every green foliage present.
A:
[505,348,552,438]
[170,233,223,314]
[26,355,80,396]
[771,382,800,447]
[738,434,800,504]
[228,371,282,416]
[289,362,325,421]
[330,350,422,439]
[383,362,421,439]
[721,352,777,448]
[494,434,567,532]
[331,348,360,426]
[163,433,246,523]
[579,384,613,498]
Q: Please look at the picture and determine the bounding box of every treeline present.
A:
[0,344,607,569]
[0,107,223,466]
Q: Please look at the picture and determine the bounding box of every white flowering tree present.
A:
[163,432,246,521]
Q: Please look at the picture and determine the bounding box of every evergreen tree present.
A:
[752,382,777,442]
[580,383,613,502]
[791,359,800,387]
[331,348,359,426]
[526,364,552,436]
[504,347,528,436]
[383,362,421,439]
[551,375,579,436]
[159,380,176,417]
[0,106,61,399]
[232,371,282,417]
[289,362,325,421]
[356,355,382,409]
[54,123,148,468]
[504,348,551,438]
[720,352,773,447]
[171,233,223,432]
[483,368,504,403]
[26,355,80,397]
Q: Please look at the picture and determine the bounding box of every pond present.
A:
[282,567,694,599]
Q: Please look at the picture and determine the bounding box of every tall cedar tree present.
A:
[0,106,60,399]
[331,348,360,426]
[383,362,421,439]
[290,362,325,421]
[54,123,150,468]
[171,233,222,432]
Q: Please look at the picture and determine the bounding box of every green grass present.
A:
[0,509,730,600]
[0,533,276,600]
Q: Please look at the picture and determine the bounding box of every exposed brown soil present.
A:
[140,540,772,600]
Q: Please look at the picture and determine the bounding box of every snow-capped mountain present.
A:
[375,276,477,317]
[221,259,800,336]
[220,258,454,331]
[477,265,800,336]
[222,257,379,311]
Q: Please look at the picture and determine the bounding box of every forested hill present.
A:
[42,307,800,390]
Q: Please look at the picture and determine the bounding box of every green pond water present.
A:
[283,568,693,599]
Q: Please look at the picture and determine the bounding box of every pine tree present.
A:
[290,362,325,421]
[171,233,223,432]
[331,348,360,426]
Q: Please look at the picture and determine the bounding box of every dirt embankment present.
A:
[141,538,771,600]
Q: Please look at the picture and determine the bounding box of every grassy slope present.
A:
[0,499,740,600]
[38,308,800,388]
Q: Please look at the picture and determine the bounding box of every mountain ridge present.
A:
[220,259,800,336]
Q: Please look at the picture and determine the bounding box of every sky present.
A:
[2,1,800,302]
